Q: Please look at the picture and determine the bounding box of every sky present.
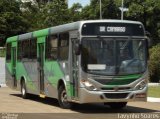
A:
[68,0,90,8]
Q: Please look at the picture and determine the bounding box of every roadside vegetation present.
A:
[149,44,160,82]
[148,86,160,98]
[0,48,5,57]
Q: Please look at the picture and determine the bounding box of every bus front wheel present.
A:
[107,102,127,109]
[58,86,72,109]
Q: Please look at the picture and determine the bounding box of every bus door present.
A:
[11,46,17,88]
[71,38,79,98]
[38,43,45,94]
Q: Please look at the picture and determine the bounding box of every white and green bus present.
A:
[6,20,149,109]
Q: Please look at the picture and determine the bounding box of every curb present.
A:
[148,83,160,86]
[147,97,160,102]
[0,84,7,88]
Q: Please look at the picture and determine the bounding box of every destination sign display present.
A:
[82,23,145,36]
[99,26,126,32]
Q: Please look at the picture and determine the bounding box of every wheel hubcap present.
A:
[22,86,25,95]
[61,90,69,105]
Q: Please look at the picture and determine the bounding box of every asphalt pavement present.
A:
[0,87,159,119]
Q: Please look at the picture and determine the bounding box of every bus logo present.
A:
[114,87,119,91]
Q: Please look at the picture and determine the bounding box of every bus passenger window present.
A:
[30,38,37,59]
[46,35,58,60]
[23,40,30,59]
[18,41,22,60]
[59,32,69,60]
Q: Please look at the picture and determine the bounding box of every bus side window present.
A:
[30,38,37,59]
[18,39,31,60]
[6,43,11,62]
[18,41,22,60]
[46,35,58,60]
[59,32,69,61]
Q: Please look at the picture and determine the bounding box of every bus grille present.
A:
[95,78,137,85]
[104,93,129,99]
[101,87,131,91]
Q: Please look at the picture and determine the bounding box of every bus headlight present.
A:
[81,80,98,91]
[134,80,147,90]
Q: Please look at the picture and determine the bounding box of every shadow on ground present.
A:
[10,94,159,113]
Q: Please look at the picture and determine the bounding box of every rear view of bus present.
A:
[77,20,148,109]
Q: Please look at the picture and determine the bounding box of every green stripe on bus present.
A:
[105,74,142,86]
[33,28,49,38]
[113,74,142,80]
[44,61,64,84]
[6,36,18,43]
[17,62,37,91]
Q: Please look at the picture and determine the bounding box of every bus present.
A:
[6,20,149,109]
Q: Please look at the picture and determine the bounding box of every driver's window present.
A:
[133,40,145,61]
[118,40,132,63]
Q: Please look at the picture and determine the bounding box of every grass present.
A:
[0,48,5,57]
[148,86,160,98]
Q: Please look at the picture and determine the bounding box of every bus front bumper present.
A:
[77,87,147,104]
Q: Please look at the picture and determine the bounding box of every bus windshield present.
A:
[81,37,147,75]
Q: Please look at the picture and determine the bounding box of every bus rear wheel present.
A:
[21,80,29,99]
[58,86,72,109]
[107,102,127,109]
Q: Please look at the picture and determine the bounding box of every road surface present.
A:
[0,87,159,119]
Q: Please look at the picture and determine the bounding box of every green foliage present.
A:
[0,0,29,46]
[69,3,82,22]
[125,0,160,45]
[81,0,120,20]
[41,0,69,27]
[0,48,5,57]
[21,0,44,31]
[149,44,160,82]
[148,86,160,98]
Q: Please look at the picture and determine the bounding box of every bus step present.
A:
[39,94,46,98]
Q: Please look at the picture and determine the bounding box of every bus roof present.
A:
[6,20,143,43]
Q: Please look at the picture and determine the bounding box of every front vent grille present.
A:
[101,87,131,91]
[104,93,129,99]
[95,78,137,85]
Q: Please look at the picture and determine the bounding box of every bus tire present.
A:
[108,102,127,109]
[21,80,29,99]
[58,85,72,109]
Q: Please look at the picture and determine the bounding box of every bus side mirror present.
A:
[145,31,152,48]
[75,44,81,55]
[147,37,152,48]
[146,38,151,60]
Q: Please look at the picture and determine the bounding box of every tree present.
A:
[21,0,45,31]
[149,43,160,82]
[69,3,82,22]
[81,0,120,20]
[0,0,29,46]
[41,0,69,27]
[125,0,160,45]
